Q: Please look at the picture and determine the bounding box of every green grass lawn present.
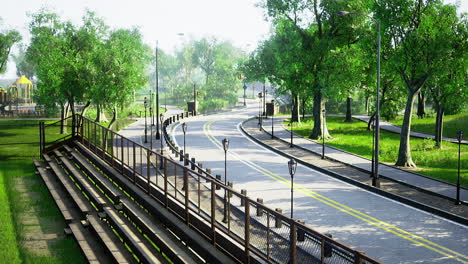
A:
[286,116,468,187]
[389,112,468,139]
[0,120,84,263]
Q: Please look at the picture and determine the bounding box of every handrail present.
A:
[40,113,381,264]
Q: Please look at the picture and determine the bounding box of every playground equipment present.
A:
[0,76,33,115]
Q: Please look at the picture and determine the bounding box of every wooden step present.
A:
[69,222,115,264]
[44,153,94,216]
[34,159,74,223]
[66,148,122,204]
[103,207,165,264]
[120,197,201,264]
[54,150,108,211]
[87,214,135,264]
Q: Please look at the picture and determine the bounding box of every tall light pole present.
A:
[222,138,230,223]
[338,10,381,188]
[150,107,153,150]
[456,130,463,205]
[262,83,266,117]
[144,97,148,143]
[290,100,294,148]
[288,158,297,219]
[271,99,275,138]
[322,109,326,159]
[155,41,161,140]
[151,92,155,126]
[159,113,164,169]
[258,92,263,129]
[182,123,187,155]
[193,84,197,115]
[243,83,247,106]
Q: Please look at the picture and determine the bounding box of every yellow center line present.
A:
[202,118,468,263]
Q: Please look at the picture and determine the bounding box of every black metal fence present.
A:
[40,113,381,264]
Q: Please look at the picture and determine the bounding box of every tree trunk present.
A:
[365,95,370,116]
[434,103,444,148]
[69,101,76,136]
[345,96,352,122]
[417,91,426,119]
[60,103,65,134]
[395,91,418,167]
[291,93,300,123]
[95,104,101,122]
[301,97,306,119]
[103,107,117,152]
[309,91,330,139]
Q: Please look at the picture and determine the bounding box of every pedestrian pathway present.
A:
[256,116,467,202]
[348,114,468,145]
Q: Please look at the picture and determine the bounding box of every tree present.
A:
[12,44,35,79]
[376,0,464,167]
[0,19,21,74]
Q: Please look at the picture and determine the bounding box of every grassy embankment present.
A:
[390,113,467,139]
[0,120,85,263]
[286,115,467,187]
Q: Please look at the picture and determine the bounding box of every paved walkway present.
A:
[257,116,467,203]
[345,114,468,145]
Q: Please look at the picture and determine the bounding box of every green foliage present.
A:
[286,116,468,186]
[0,19,21,74]
[198,99,229,113]
[391,112,468,138]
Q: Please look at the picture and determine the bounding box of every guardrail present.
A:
[41,113,381,264]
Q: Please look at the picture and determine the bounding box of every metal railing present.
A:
[41,113,381,264]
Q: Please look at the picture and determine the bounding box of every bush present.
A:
[199,99,229,113]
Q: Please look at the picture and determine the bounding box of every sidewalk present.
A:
[241,117,468,220]
[348,114,468,145]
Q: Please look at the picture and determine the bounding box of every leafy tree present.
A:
[12,44,35,79]
[0,19,21,74]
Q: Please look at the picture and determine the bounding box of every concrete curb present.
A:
[240,117,468,226]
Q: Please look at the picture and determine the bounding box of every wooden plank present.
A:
[54,149,107,211]
[120,197,200,264]
[103,207,164,264]
[69,149,122,204]
[46,157,93,216]
[87,215,134,264]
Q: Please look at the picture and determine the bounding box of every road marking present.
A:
[202,118,468,263]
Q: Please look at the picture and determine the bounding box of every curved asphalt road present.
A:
[169,98,468,264]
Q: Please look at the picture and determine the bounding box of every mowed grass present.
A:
[0,120,84,263]
[287,116,468,187]
[390,112,468,139]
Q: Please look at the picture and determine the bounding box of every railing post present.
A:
[121,137,124,175]
[354,251,363,264]
[211,180,216,245]
[164,158,168,208]
[184,168,189,224]
[191,157,195,170]
[179,150,184,161]
[133,142,136,183]
[244,197,251,263]
[39,122,43,157]
[290,220,297,264]
[147,149,151,194]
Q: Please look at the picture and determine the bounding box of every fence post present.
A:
[290,220,297,264]
[206,168,211,182]
[211,180,216,245]
[241,190,247,206]
[191,157,196,170]
[121,137,124,175]
[244,197,251,263]
[164,158,168,208]
[354,251,363,264]
[179,150,184,161]
[39,122,43,157]
[184,168,189,224]
[184,154,189,166]
[147,149,151,194]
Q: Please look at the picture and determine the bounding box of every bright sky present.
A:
[1,0,466,79]
[1,0,271,78]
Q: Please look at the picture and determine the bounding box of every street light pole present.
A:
[243,83,247,106]
[222,138,230,223]
[150,107,153,150]
[288,159,297,219]
[338,10,381,188]
[151,92,155,126]
[456,130,463,205]
[159,113,164,169]
[263,83,266,117]
[258,92,263,129]
[271,99,275,138]
[290,101,294,148]
[322,109,326,159]
[155,41,161,140]
[144,97,148,143]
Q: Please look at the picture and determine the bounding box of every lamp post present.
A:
[271,99,275,138]
[151,92,155,126]
[258,92,263,129]
[243,83,247,106]
[222,138,230,223]
[182,122,187,155]
[155,41,161,140]
[144,97,148,143]
[288,158,297,219]
[322,109,326,159]
[290,101,294,148]
[262,83,266,117]
[456,130,463,205]
[150,107,153,150]
[159,113,164,169]
[193,84,197,115]
[339,10,381,188]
